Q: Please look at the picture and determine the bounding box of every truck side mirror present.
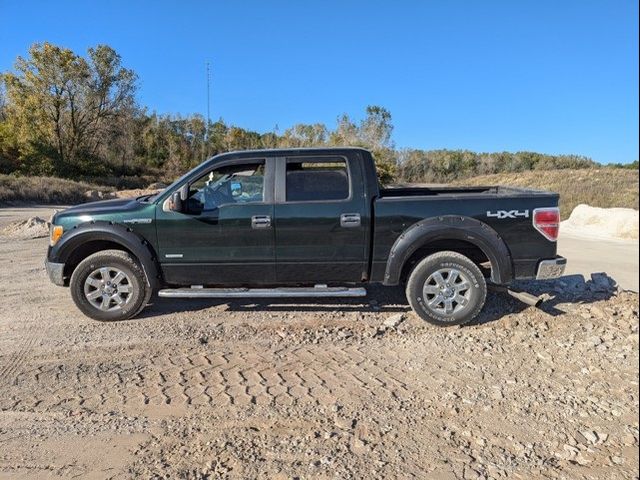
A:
[170,191,183,212]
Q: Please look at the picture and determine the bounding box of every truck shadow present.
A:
[470,273,620,326]
[142,273,620,326]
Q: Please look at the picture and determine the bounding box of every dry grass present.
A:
[454,168,639,218]
[0,174,114,205]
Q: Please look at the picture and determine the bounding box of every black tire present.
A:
[406,251,486,327]
[70,249,151,321]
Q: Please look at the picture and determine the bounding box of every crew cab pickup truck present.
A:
[45,148,566,325]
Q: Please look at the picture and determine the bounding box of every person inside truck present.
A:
[187,165,265,212]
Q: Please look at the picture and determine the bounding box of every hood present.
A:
[55,197,145,221]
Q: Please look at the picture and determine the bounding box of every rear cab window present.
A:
[285,156,350,202]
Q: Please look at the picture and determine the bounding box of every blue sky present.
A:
[1,0,638,163]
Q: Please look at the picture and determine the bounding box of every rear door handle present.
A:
[251,215,272,229]
[340,213,361,228]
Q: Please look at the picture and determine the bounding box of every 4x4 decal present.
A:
[487,210,530,219]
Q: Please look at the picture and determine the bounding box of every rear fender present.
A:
[383,215,513,285]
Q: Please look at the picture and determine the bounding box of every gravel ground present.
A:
[0,208,638,479]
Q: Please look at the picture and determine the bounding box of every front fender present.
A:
[48,221,160,288]
[383,215,513,285]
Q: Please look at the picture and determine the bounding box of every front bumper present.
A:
[536,256,567,280]
[45,260,66,286]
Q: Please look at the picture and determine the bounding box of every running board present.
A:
[158,286,367,299]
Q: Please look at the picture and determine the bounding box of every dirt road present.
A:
[0,206,638,479]
[558,232,639,293]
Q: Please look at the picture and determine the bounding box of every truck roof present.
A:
[212,146,370,161]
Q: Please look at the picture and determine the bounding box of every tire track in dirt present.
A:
[0,312,43,386]
[2,343,416,412]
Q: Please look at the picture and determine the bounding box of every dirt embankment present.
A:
[454,168,639,219]
[0,227,637,479]
[0,173,166,206]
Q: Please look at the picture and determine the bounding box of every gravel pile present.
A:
[0,216,49,238]
[562,204,639,240]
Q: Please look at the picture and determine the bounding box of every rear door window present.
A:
[285,157,350,202]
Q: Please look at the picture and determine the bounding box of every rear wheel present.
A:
[406,251,486,326]
[70,250,151,321]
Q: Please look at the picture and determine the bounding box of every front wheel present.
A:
[406,251,487,326]
[69,249,151,321]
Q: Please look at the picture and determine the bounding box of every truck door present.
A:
[274,154,368,283]
[155,158,275,285]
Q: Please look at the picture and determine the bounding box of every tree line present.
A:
[0,42,624,187]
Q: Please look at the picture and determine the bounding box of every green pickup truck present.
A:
[46,147,566,325]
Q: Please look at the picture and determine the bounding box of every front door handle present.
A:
[251,215,272,229]
[340,213,361,228]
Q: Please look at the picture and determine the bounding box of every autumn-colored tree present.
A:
[2,42,136,176]
[327,106,397,183]
[279,123,328,148]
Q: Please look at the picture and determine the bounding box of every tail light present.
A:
[533,207,560,241]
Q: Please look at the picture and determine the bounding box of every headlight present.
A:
[50,225,64,246]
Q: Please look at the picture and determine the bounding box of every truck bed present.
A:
[379,185,553,199]
[371,184,560,283]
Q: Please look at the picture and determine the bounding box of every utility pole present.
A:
[205,61,211,160]
[206,61,211,138]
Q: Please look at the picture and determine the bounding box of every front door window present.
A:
[187,163,265,214]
